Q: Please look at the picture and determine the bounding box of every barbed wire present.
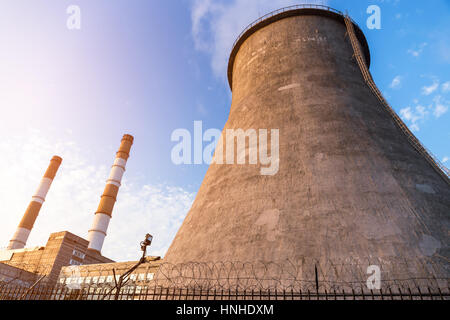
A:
[53,256,449,292]
[1,256,448,300]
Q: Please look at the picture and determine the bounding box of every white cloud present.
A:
[433,96,449,118]
[400,95,448,131]
[399,104,429,132]
[0,130,195,261]
[390,75,402,89]
[443,157,449,164]
[408,42,427,57]
[190,0,328,80]
[422,80,440,96]
[196,102,208,116]
[442,81,450,93]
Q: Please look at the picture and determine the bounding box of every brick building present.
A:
[0,231,113,284]
[0,262,40,287]
[58,258,162,289]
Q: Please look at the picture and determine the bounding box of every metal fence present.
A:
[1,283,449,300]
[52,257,450,292]
[150,258,449,292]
[1,256,448,300]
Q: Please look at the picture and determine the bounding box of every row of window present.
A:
[60,273,155,284]
[69,259,82,266]
[72,249,85,260]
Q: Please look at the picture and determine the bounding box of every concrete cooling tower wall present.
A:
[162,7,449,289]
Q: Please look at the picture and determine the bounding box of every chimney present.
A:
[8,156,62,250]
[87,134,134,254]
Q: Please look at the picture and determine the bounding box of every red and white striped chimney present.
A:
[8,156,62,250]
[87,134,134,254]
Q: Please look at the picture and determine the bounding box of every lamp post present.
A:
[111,233,153,300]
[140,233,153,262]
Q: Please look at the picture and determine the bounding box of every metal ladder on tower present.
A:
[343,15,450,186]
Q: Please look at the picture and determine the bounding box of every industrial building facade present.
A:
[0,232,113,285]
[57,258,162,288]
[0,262,39,287]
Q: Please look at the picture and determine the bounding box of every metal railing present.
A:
[230,4,355,55]
[344,15,450,184]
[1,283,448,300]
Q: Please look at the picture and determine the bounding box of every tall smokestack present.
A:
[87,134,134,254]
[8,156,62,250]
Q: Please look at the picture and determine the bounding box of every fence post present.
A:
[314,264,319,294]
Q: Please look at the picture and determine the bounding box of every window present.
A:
[146,273,154,281]
[106,276,113,283]
[138,273,146,281]
[85,277,91,284]
[69,259,82,266]
[92,276,99,283]
[98,276,105,283]
[72,249,85,260]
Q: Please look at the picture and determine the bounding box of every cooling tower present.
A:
[164,6,449,285]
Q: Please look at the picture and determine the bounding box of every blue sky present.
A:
[0,0,448,261]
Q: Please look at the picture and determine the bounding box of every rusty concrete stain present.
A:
[255,209,281,242]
